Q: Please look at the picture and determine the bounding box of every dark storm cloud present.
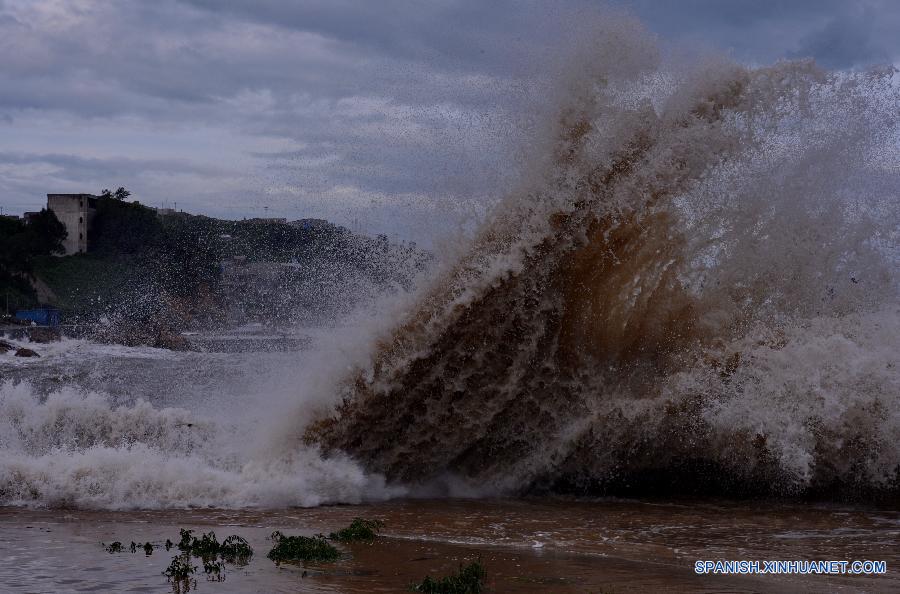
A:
[0,0,897,241]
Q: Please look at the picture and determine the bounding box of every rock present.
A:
[14,348,40,358]
[0,340,14,354]
[28,327,61,343]
[87,317,192,352]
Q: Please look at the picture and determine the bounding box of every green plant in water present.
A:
[188,531,221,558]
[203,558,225,581]
[220,535,253,565]
[173,529,253,561]
[164,554,196,580]
[267,533,341,563]
[104,528,253,589]
[164,553,197,594]
[412,561,487,594]
[177,529,194,552]
[329,518,384,543]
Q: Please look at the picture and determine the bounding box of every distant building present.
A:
[47,194,99,255]
[154,207,176,216]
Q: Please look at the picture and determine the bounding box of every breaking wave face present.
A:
[0,380,400,509]
[310,19,900,498]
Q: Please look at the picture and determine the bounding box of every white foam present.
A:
[0,381,402,509]
[695,309,900,487]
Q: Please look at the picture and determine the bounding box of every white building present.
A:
[47,194,99,255]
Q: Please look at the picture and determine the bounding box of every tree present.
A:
[100,186,132,201]
[0,208,67,269]
[26,208,67,255]
[91,198,162,255]
[0,209,66,310]
[0,216,28,272]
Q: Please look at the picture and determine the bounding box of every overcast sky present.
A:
[1,0,898,242]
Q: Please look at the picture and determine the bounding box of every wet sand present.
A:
[1,497,897,593]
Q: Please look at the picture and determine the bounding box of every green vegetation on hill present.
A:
[91,196,164,256]
[0,209,66,311]
[2,189,428,340]
[31,254,136,313]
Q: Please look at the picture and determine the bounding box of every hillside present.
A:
[3,197,428,345]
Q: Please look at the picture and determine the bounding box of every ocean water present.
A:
[0,332,400,510]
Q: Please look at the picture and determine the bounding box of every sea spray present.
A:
[0,381,401,508]
[309,20,900,497]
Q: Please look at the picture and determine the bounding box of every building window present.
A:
[79,232,83,240]
[79,216,83,223]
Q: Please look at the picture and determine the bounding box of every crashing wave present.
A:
[309,19,900,498]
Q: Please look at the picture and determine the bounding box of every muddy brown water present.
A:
[2,497,897,593]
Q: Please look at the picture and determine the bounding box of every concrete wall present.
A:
[47,194,98,255]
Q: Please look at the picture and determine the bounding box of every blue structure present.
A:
[14,308,60,326]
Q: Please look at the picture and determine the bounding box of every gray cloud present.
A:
[791,7,897,68]
[0,152,226,179]
[624,0,900,67]
[0,0,898,243]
